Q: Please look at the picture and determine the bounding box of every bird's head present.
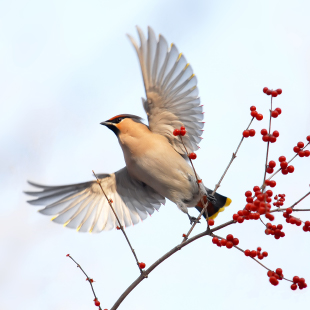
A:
[100,114,145,136]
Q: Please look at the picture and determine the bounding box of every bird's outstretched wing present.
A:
[25,168,165,232]
[127,26,204,155]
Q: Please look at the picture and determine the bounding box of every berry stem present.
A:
[261,97,273,191]
[67,254,103,310]
[92,170,143,273]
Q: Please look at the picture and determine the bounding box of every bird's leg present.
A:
[187,213,201,225]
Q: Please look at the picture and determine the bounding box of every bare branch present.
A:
[92,170,142,273]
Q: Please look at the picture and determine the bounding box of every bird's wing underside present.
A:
[127,26,204,155]
[25,168,165,232]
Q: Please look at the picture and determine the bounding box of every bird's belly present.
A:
[125,149,198,204]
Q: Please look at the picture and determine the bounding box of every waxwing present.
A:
[25,27,231,232]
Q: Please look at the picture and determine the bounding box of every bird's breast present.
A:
[118,132,198,204]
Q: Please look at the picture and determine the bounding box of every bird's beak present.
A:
[100,121,120,136]
[100,121,111,126]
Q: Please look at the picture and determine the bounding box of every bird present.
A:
[25,26,231,232]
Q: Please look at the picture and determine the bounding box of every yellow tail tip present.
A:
[225,197,232,207]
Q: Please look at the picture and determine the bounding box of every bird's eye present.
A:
[117,117,123,123]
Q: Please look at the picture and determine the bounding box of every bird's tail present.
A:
[195,188,232,220]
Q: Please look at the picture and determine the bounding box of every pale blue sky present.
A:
[1,0,310,309]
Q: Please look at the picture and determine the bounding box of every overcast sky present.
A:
[1,0,310,309]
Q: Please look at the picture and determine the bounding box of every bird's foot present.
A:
[206,193,217,205]
[187,214,201,225]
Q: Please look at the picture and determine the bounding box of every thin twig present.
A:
[92,170,143,273]
[110,229,211,310]
[67,254,102,310]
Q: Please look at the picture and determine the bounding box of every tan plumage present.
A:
[25,27,231,232]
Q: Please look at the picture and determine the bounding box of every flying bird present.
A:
[25,27,231,232]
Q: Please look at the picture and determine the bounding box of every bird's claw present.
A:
[188,215,201,225]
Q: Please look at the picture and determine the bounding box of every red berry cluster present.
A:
[302,221,310,232]
[265,223,285,239]
[273,194,285,207]
[243,129,255,138]
[188,152,197,160]
[241,186,274,220]
[291,276,307,290]
[244,247,268,259]
[249,106,263,120]
[264,179,276,187]
[263,87,282,97]
[267,268,283,286]
[261,129,279,143]
[266,160,276,174]
[282,208,302,226]
[94,298,100,307]
[293,141,310,157]
[278,156,294,175]
[173,126,186,136]
[139,262,146,269]
[212,234,239,249]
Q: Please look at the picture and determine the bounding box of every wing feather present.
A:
[26,167,165,232]
[129,26,204,154]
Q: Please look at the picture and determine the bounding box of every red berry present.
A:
[243,130,250,138]
[263,87,269,93]
[266,190,273,196]
[237,216,244,223]
[208,219,214,226]
[299,151,305,157]
[189,152,197,160]
[291,284,297,290]
[249,129,255,136]
[225,234,233,241]
[270,276,279,286]
[262,251,268,257]
[262,135,269,142]
[275,108,282,115]
[304,150,310,157]
[253,186,260,192]
[266,89,272,95]
[250,250,257,258]
[271,110,279,118]
[305,221,310,227]
[286,208,293,214]
[94,300,100,306]
[293,276,300,283]
[139,262,146,269]
[276,89,282,95]
[233,238,239,245]
[250,106,256,111]
[245,191,252,197]
[226,241,233,249]
[269,136,277,143]
[251,111,258,117]
[257,247,262,252]
[220,239,227,246]
[173,129,180,136]
[271,91,278,97]
[276,268,283,275]
[297,141,304,148]
[307,135,310,142]
[180,126,185,130]
[233,214,239,221]
[212,237,219,244]
[280,161,288,169]
[287,165,294,173]
[266,167,274,174]
[180,128,186,136]
[279,156,286,162]
[244,249,251,256]
[293,146,300,153]
[256,114,263,121]
[261,129,268,135]
[66,254,70,257]
[270,180,276,187]
[273,130,279,137]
